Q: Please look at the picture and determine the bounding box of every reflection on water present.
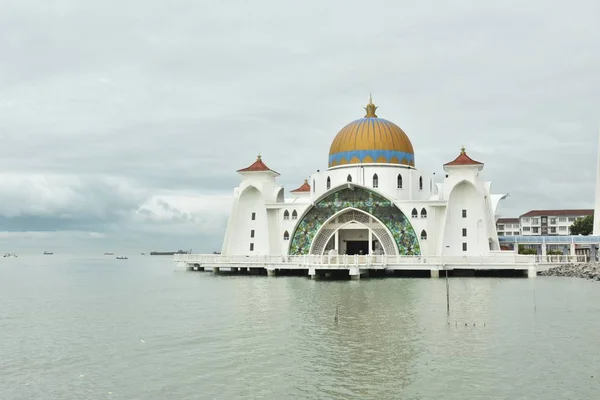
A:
[1,256,600,399]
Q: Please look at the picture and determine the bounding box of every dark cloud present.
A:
[0,0,599,251]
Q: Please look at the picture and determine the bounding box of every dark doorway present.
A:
[346,241,369,255]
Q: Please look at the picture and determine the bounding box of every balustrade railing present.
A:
[174,253,549,266]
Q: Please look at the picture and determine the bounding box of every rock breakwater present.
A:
[538,263,600,281]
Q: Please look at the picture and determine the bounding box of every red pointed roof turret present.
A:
[290,179,311,193]
[237,154,280,175]
[444,146,483,167]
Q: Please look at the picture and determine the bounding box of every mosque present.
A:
[220,96,507,260]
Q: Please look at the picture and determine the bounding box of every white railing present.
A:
[174,252,543,266]
[534,254,587,264]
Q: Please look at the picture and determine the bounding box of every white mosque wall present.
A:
[221,173,283,256]
[266,209,281,256]
[429,205,447,256]
[309,164,436,203]
[222,157,504,258]
[440,181,490,256]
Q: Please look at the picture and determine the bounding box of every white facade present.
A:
[496,218,521,236]
[221,153,505,259]
[220,99,507,259]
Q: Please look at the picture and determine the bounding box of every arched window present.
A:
[347,174,352,183]
[420,230,427,240]
[419,176,423,190]
[291,210,298,220]
[283,231,290,241]
[421,208,427,218]
[372,173,379,188]
[411,208,418,219]
[397,174,403,189]
[326,176,331,190]
[283,210,289,220]
[312,179,315,192]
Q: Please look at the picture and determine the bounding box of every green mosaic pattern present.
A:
[289,187,420,255]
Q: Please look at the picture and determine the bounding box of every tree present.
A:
[569,215,594,235]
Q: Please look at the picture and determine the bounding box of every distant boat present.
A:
[141,253,146,255]
[43,251,53,255]
[116,256,128,260]
[150,249,192,256]
[104,252,114,255]
[3,253,18,258]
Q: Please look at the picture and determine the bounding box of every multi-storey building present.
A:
[497,210,593,237]
[496,218,520,236]
[519,209,593,236]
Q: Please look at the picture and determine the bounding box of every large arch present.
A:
[289,186,420,255]
[309,208,398,256]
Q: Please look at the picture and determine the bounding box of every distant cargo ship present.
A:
[150,249,191,256]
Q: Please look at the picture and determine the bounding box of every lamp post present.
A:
[444,245,450,316]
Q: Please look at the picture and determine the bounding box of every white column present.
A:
[594,128,600,235]
[368,230,373,254]
[541,240,547,257]
[334,231,339,251]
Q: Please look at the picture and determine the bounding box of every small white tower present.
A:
[593,130,600,235]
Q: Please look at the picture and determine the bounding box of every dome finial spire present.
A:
[364,93,378,118]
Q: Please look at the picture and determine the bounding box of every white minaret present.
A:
[594,128,600,235]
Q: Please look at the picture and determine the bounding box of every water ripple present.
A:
[1,257,600,399]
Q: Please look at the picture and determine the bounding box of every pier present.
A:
[173,252,588,279]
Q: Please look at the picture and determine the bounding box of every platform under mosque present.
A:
[174,242,594,280]
[174,96,600,279]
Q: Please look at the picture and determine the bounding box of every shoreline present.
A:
[539,263,600,281]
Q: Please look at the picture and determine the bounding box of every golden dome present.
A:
[328,96,415,168]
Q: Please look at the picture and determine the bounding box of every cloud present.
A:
[0,0,599,251]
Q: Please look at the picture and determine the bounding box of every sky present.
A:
[0,0,599,254]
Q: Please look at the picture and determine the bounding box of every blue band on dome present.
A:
[329,150,414,166]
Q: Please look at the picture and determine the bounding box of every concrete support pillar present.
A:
[349,267,360,280]
[309,268,318,280]
[212,267,220,274]
[528,266,537,278]
[430,269,440,278]
[368,230,373,254]
[570,242,576,262]
[267,268,276,277]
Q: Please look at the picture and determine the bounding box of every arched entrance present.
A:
[309,209,397,256]
[288,185,420,256]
